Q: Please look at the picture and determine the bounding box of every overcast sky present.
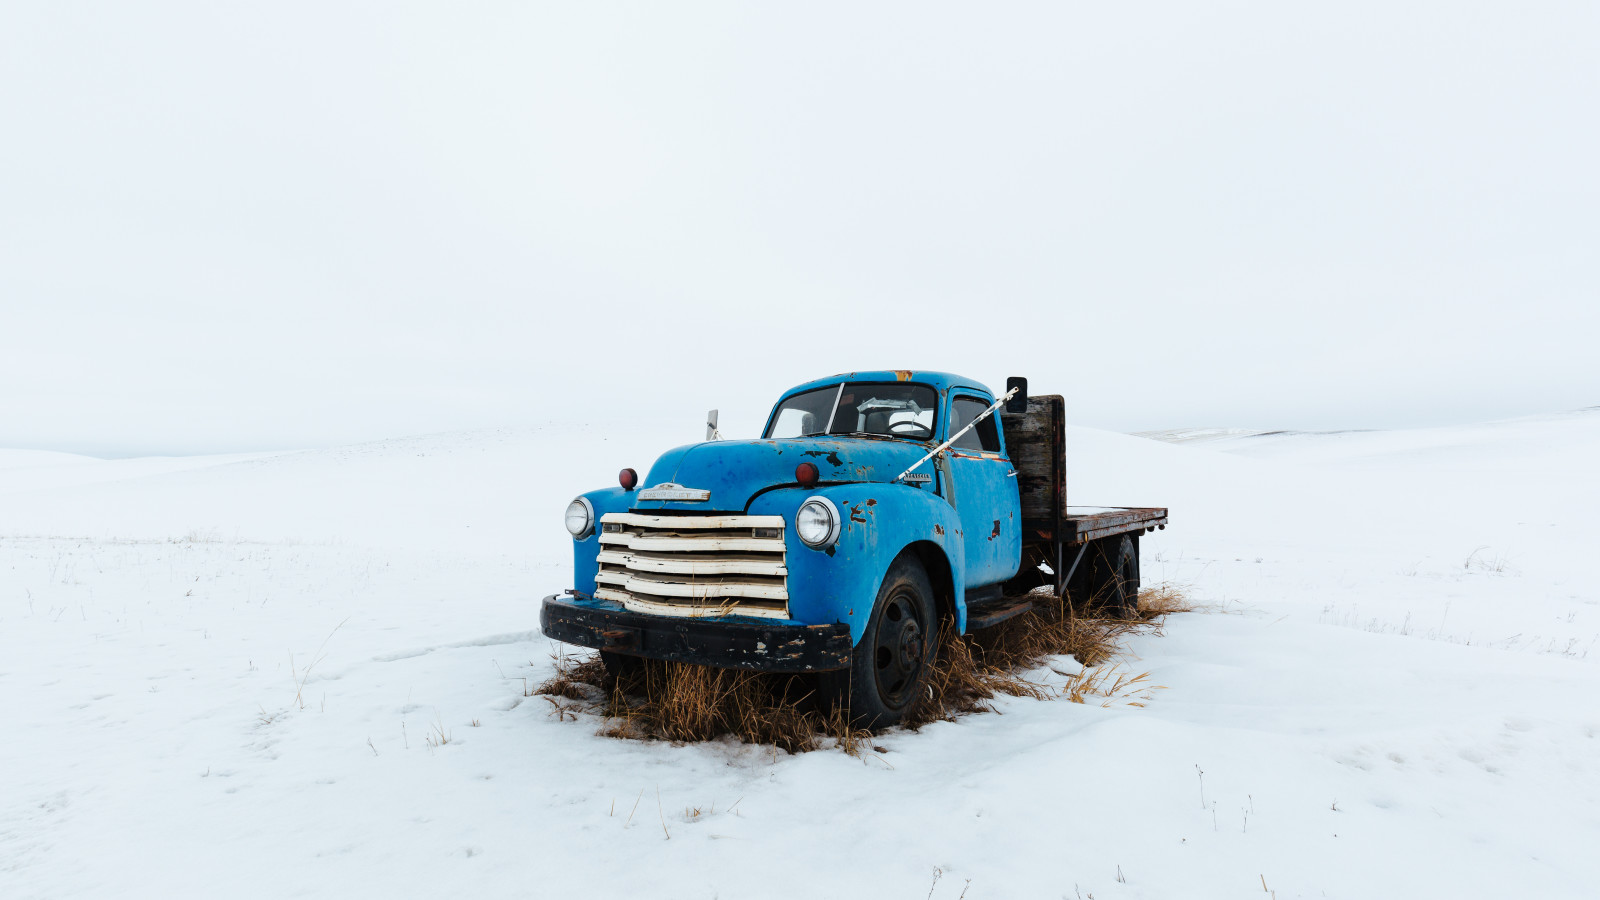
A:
[3,2,1596,456]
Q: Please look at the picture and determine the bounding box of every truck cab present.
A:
[540,370,1166,727]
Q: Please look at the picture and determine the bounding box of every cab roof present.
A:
[778,370,995,401]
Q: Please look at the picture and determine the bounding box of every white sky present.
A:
[3,2,1597,456]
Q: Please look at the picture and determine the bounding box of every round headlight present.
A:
[564,496,594,537]
[795,497,840,548]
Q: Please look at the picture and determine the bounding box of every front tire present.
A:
[821,553,938,729]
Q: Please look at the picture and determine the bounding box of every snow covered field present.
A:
[3,412,1597,899]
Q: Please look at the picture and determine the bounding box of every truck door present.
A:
[945,392,1023,588]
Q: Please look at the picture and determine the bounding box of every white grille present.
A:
[594,513,789,619]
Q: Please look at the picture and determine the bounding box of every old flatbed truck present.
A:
[541,371,1167,727]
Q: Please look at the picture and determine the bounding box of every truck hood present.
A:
[631,438,932,512]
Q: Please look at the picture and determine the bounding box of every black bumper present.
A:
[540,593,853,673]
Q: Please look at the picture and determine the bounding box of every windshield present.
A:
[765,382,938,441]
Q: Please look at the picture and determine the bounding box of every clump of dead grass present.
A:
[532,582,1192,753]
[595,662,871,755]
[905,582,1190,727]
[1138,581,1195,617]
[533,653,604,701]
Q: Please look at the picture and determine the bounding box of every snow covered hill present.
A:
[3,413,1597,899]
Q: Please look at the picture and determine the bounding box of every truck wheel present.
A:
[821,553,937,729]
[1095,534,1140,619]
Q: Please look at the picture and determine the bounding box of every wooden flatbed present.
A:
[1062,506,1169,545]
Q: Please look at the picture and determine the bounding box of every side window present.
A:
[950,397,1002,452]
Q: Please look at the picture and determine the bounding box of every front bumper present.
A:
[540,592,852,673]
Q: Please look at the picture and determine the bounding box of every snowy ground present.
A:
[3,411,1597,899]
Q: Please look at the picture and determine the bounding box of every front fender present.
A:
[749,484,967,643]
[569,486,635,597]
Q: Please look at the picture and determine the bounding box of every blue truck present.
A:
[540,371,1168,727]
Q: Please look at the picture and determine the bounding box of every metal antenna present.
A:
[894,387,1018,483]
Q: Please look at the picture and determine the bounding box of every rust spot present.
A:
[802,448,843,467]
[865,498,877,507]
[989,520,1001,540]
[849,505,867,524]
[933,524,944,536]
[893,369,913,382]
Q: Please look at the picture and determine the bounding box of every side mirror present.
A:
[1005,376,1028,414]
[706,409,720,441]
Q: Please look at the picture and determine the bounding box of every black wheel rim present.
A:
[873,587,928,707]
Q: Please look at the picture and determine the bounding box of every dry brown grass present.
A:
[905,581,1191,727]
[533,582,1191,753]
[592,662,872,755]
[533,653,604,701]
[1138,581,1196,618]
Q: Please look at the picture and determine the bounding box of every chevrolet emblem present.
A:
[638,482,711,501]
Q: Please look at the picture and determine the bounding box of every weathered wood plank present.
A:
[1060,507,1169,544]
[1001,394,1065,521]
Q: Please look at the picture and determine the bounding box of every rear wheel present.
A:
[1091,534,1140,618]
[821,553,938,729]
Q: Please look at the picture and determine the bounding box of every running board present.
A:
[965,595,1037,631]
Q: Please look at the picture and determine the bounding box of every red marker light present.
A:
[795,462,819,487]
[619,468,638,490]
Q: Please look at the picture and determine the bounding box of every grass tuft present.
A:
[533,582,1190,753]
[905,583,1187,727]
[534,650,605,701]
[592,661,871,754]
